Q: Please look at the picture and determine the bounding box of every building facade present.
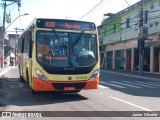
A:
[8,34,19,49]
[0,27,12,66]
[100,0,160,73]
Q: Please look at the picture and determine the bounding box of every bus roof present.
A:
[25,18,96,31]
[18,18,97,39]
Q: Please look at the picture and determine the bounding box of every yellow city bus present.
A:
[17,18,100,94]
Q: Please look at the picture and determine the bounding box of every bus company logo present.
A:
[2,112,11,117]
[68,76,72,80]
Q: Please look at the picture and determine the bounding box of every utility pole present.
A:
[14,27,18,66]
[1,0,7,68]
[1,0,21,68]
[138,0,144,76]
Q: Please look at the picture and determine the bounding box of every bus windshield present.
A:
[36,30,97,68]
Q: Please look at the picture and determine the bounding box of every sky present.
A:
[0,0,140,33]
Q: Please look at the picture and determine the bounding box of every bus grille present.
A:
[52,82,86,90]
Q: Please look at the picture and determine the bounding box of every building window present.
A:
[126,18,130,28]
[149,23,153,28]
[155,21,158,26]
[150,3,154,10]
[113,24,117,33]
[104,28,107,36]
[144,11,148,24]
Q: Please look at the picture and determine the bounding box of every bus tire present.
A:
[31,89,38,95]
[26,69,29,84]
[66,90,81,93]
[72,90,81,93]
[19,65,25,83]
[20,75,25,83]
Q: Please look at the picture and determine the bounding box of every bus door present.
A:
[27,30,33,85]
[20,38,25,78]
[22,31,32,83]
[22,38,27,82]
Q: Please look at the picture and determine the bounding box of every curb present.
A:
[101,70,160,82]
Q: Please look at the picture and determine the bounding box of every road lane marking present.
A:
[123,81,157,88]
[145,81,160,85]
[100,81,125,88]
[135,81,160,87]
[109,96,152,111]
[98,84,108,88]
[110,81,141,88]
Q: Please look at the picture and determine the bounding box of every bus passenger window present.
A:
[22,38,25,53]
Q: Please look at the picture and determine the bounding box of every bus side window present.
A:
[29,31,32,58]
[24,38,28,53]
[22,38,25,53]
[17,39,21,53]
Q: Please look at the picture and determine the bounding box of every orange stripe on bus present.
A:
[32,77,99,91]
[83,77,99,89]
[32,77,56,91]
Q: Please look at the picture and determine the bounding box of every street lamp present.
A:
[1,13,29,68]
[5,13,29,31]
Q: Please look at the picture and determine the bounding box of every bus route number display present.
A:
[45,21,55,28]
[37,19,96,31]
[44,21,80,30]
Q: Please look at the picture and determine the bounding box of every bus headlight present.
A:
[35,68,48,81]
[88,69,100,80]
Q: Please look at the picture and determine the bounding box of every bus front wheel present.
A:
[65,90,81,93]
[31,89,38,95]
[20,75,25,83]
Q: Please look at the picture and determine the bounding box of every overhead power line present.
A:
[84,0,114,19]
[79,0,105,19]
[124,0,130,7]
[79,0,132,20]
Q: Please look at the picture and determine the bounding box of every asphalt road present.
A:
[0,66,160,120]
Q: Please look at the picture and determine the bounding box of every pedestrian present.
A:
[10,59,13,66]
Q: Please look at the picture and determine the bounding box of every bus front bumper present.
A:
[32,77,99,92]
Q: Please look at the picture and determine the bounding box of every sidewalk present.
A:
[0,65,11,77]
[0,67,6,73]
[101,69,160,82]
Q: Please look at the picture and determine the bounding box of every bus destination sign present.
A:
[36,19,96,31]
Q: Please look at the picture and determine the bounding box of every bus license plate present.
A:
[64,87,76,91]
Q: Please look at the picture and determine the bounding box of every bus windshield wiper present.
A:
[73,31,84,47]
[52,29,67,47]
[52,29,62,40]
